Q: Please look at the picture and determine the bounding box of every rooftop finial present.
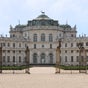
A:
[41,11,45,15]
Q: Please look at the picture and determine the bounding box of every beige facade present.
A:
[0,12,87,66]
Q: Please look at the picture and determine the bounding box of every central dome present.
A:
[35,12,51,20]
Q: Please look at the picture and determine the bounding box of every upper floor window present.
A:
[8,43,10,47]
[71,56,73,62]
[41,33,45,41]
[19,43,21,47]
[71,43,73,47]
[50,44,52,49]
[33,34,37,42]
[49,34,53,42]
[65,43,67,47]
[34,44,36,49]
[13,43,15,48]
[65,56,67,62]
[86,42,88,46]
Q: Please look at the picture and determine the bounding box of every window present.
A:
[49,53,53,63]
[50,44,52,49]
[13,56,15,62]
[86,42,88,46]
[7,50,10,53]
[71,50,73,53]
[34,44,36,49]
[33,53,37,64]
[71,56,73,62]
[76,56,79,62]
[13,43,15,48]
[8,43,10,47]
[3,43,5,47]
[71,43,73,47]
[19,43,21,47]
[42,45,44,48]
[49,34,53,42]
[65,56,67,62]
[41,33,45,41]
[65,50,67,53]
[3,56,5,62]
[13,50,15,53]
[33,34,37,42]
[19,50,21,53]
[7,56,10,62]
[65,43,67,47]
[19,56,21,62]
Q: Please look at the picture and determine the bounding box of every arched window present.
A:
[49,34,53,42]
[41,33,45,41]
[33,53,37,64]
[49,53,53,64]
[41,53,46,63]
[33,34,37,42]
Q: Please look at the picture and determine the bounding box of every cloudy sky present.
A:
[0,0,88,36]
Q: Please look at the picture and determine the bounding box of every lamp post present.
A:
[55,39,61,74]
[25,46,30,74]
[0,43,2,73]
[77,40,87,73]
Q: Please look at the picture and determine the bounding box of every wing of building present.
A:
[0,12,88,66]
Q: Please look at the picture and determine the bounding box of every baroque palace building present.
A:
[0,12,88,66]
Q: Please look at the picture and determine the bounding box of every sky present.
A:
[0,0,88,36]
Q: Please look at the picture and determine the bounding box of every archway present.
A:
[41,53,46,64]
[33,53,38,64]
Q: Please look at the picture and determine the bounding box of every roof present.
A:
[34,12,51,20]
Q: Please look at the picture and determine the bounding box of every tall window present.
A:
[13,43,15,48]
[19,43,21,47]
[65,43,67,47]
[33,53,37,64]
[34,44,36,49]
[19,56,21,62]
[3,56,5,62]
[13,56,15,62]
[71,56,73,62]
[7,56,10,62]
[41,33,45,41]
[33,34,37,42]
[65,56,67,62]
[49,53,53,63]
[71,43,73,47]
[50,44,52,49]
[8,43,10,47]
[49,34,53,42]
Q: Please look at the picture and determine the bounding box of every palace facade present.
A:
[0,12,88,66]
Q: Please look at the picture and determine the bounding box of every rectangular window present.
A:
[3,56,5,62]
[8,43,10,47]
[71,43,73,47]
[65,56,67,62]
[76,56,79,62]
[7,56,10,62]
[19,43,21,47]
[65,43,67,47]
[34,44,36,49]
[19,56,21,62]
[71,56,73,62]
[13,43,15,48]
[50,44,52,49]
[13,56,15,62]
[71,50,73,53]
[65,50,67,53]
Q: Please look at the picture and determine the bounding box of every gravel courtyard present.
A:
[0,67,88,88]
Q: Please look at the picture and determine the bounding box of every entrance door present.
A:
[41,53,45,64]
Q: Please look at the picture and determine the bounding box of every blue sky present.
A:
[0,0,88,36]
